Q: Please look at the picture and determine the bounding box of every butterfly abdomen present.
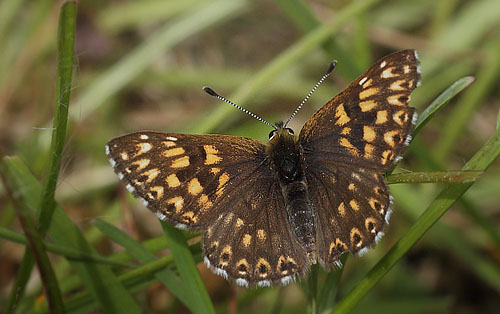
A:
[268,127,316,255]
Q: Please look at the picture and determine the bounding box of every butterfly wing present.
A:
[299,50,420,170]
[106,132,308,285]
[299,50,421,265]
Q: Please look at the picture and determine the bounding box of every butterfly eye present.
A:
[285,128,294,135]
[269,130,277,139]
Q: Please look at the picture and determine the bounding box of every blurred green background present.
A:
[1,0,499,313]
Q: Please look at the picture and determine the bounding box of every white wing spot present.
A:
[236,278,249,287]
[359,77,367,86]
[257,280,271,287]
[166,136,177,141]
[175,223,187,230]
[281,275,294,286]
[109,158,116,167]
[118,172,124,180]
[125,184,135,193]
[204,256,211,268]
[375,231,385,244]
[105,145,110,155]
[140,134,149,140]
[357,247,369,257]
[155,211,166,220]
[380,61,387,68]
[385,209,393,224]
[214,267,228,279]
[140,198,148,207]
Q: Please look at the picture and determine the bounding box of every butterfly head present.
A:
[269,121,295,141]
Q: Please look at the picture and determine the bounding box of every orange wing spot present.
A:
[256,258,271,278]
[364,143,374,159]
[167,196,184,212]
[216,172,230,197]
[236,258,250,275]
[390,79,406,91]
[334,104,351,126]
[393,110,408,126]
[350,228,363,248]
[340,138,359,156]
[166,173,181,188]
[204,145,222,165]
[171,156,190,168]
[198,193,213,209]
[162,147,185,157]
[162,141,176,148]
[143,168,159,183]
[359,87,379,99]
[348,183,356,191]
[384,130,400,147]
[363,78,373,88]
[376,110,388,124]
[150,186,164,199]
[403,65,410,74]
[349,199,360,211]
[381,150,394,165]
[133,158,150,171]
[220,245,232,266]
[236,218,244,228]
[137,142,152,154]
[365,217,378,233]
[363,126,376,142]
[210,167,221,175]
[341,127,351,135]
[381,67,397,78]
[338,202,346,216]
[182,211,197,224]
[359,100,377,112]
[242,234,252,247]
[257,229,266,241]
[387,94,406,106]
[188,178,203,195]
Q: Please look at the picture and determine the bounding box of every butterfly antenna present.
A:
[203,87,276,129]
[284,60,337,127]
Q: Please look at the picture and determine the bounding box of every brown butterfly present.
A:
[106,50,420,287]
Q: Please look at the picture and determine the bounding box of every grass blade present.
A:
[413,76,475,135]
[162,223,216,314]
[386,170,482,184]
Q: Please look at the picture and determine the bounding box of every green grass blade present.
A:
[1,174,65,314]
[6,2,77,311]
[413,76,475,136]
[161,223,216,314]
[386,170,482,184]
[71,0,247,123]
[333,127,500,314]
[0,227,133,268]
[1,156,142,313]
[94,219,198,311]
[192,0,380,134]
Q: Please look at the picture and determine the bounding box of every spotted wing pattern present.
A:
[300,50,420,265]
[106,132,308,286]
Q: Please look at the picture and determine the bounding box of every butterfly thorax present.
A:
[267,123,316,256]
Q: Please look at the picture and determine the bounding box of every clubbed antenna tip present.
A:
[203,86,218,97]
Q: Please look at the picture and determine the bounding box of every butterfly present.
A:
[106,50,421,287]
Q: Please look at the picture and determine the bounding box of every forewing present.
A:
[299,50,421,171]
[305,163,392,265]
[106,131,268,230]
[203,173,309,287]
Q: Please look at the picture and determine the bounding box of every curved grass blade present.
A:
[332,127,500,314]
[162,223,216,314]
[0,227,133,268]
[6,2,77,312]
[413,76,475,136]
[386,170,482,184]
[94,219,197,312]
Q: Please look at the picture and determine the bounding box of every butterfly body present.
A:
[267,122,317,257]
[106,50,421,287]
